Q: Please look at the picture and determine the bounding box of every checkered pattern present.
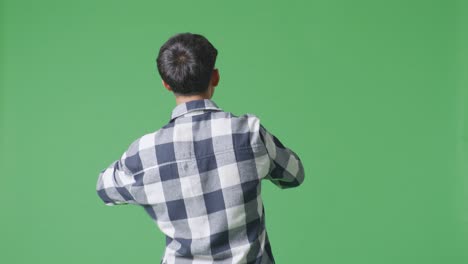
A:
[96,99,305,264]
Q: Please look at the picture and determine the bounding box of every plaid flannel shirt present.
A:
[96,99,305,264]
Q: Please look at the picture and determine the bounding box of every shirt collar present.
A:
[170,98,222,122]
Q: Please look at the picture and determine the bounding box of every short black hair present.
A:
[156,32,218,96]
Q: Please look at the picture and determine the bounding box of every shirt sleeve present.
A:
[258,123,305,189]
[96,151,139,206]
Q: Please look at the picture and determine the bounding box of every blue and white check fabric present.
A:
[96,98,305,264]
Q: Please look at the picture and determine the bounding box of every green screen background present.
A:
[1,0,467,263]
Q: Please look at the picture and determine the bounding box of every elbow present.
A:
[96,170,114,206]
[296,160,305,186]
[282,173,304,189]
[282,160,305,189]
[287,156,306,188]
[267,158,305,189]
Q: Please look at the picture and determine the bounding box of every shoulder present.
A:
[119,129,160,174]
[226,111,261,121]
[224,111,262,134]
[123,129,160,158]
[243,113,261,130]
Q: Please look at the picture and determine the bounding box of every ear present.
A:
[162,79,172,91]
[212,68,220,86]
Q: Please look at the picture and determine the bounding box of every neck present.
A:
[175,93,211,105]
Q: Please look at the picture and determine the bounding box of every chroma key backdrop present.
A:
[1,0,467,264]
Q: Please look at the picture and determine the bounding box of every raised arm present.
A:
[258,123,305,189]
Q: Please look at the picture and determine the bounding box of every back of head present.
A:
[156,32,218,96]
